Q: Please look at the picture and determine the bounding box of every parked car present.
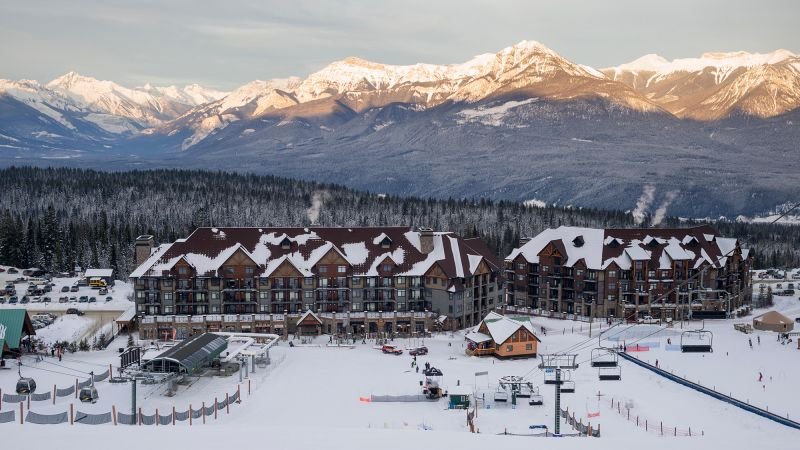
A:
[61,286,70,292]
[66,308,84,316]
[70,285,79,292]
[9,296,18,304]
[78,296,89,303]
[58,296,68,303]
[381,344,403,355]
[20,296,30,304]
[0,297,5,304]
[98,288,108,295]
[637,315,660,324]
[32,296,42,303]
[69,296,77,302]
[43,296,51,303]
[409,346,429,356]
[105,296,113,302]
[0,268,5,273]
[8,268,18,274]
[88,296,96,303]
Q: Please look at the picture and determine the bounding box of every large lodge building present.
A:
[131,227,502,340]
[504,225,752,321]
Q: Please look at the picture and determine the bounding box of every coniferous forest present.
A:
[0,166,797,277]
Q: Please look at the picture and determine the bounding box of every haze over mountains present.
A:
[1,41,798,217]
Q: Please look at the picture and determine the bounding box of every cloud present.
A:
[651,191,679,226]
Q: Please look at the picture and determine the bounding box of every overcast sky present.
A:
[1,0,797,90]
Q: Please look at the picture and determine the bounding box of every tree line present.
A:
[0,166,796,277]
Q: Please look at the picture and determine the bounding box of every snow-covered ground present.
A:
[1,269,798,448]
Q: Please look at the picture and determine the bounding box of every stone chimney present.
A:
[519,237,531,247]
[135,235,156,267]
[418,227,434,254]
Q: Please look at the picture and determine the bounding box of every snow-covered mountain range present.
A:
[0,40,798,217]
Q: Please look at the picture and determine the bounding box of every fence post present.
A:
[0,388,2,411]
[109,364,113,381]
[172,406,176,425]
[214,398,218,420]
[248,379,251,396]
[70,403,73,425]
[202,401,206,424]
[661,421,663,435]
[27,394,30,411]
[53,384,57,405]
[189,404,193,426]
[75,379,78,399]
[689,426,691,436]
[155,408,159,426]
[226,393,230,414]
[112,405,117,425]
[138,407,142,426]
[20,402,24,424]
[646,419,648,432]
[238,384,241,403]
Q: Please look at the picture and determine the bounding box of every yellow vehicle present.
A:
[88,278,107,289]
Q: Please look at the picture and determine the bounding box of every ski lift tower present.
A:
[538,354,579,435]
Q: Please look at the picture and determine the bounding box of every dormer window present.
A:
[646,238,658,248]
[280,237,291,250]
[573,236,584,247]
[608,239,620,248]
[380,237,392,249]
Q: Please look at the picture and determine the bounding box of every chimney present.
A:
[418,227,434,254]
[519,237,531,247]
[135,235,156,267]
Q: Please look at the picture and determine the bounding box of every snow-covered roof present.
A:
[84,268,113,278]
[465,330,492,344]
[130,227,499,281]
[506,225,743,273]
[296,310,322,326]
[476,312,540,345]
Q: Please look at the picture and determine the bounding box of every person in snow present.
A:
[749,338,753,349]
[655,359,659,368]
[757,335,760,345]
[758,372,763,382]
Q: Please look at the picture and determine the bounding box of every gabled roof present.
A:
[507,225,747,272]
[0,309,35,351]
[753,311,792,325]
[474,312,540,345]
[296,310,322,326]
[131,227,500,280]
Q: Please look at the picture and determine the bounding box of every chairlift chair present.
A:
[79,385,99,403]
[16,377,37,395]
[560,380,576,393]
[598,366,622,381]
[680,329,714,353]
[494,388,509,402]
[590,348,619,367]
[528,386,543,405]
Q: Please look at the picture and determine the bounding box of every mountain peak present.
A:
[47,71,98,89]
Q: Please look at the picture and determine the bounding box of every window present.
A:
[245,266,254,275]
[163,306,173,314]
[517,263,526,270]
[351,303,361,311]
[542,265,549,272]
[553,257,561,266]
[259,291,269,300]
[178,266,187,275]
[397,290,405,298]
[635,261,643,269]
[576,269,584,276]
[396,276,405,285]
[162,279,173,288]
[382,264,393,272]
[608,270,617,278]
[525,343,533,351]
[211,305,220,313]
[506,345,513,352]
[648,270,656,278]
[353,290,361,298]
[608,283,616,290]
[319,265,328,273]
[211,292,219,300]
[338,265,347,273]
[319,278,328,288]
[304,277,313,286]
[259,304,270,312]
[517,274,524,281]
[224,266,235,275]
[304,291,313,299]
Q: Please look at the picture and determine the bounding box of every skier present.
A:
[655,359,659,368]
[758,372,763,382]
[757,335,761,345]
[749,338,753,349]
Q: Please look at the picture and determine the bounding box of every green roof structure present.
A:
[0,309,35,354]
